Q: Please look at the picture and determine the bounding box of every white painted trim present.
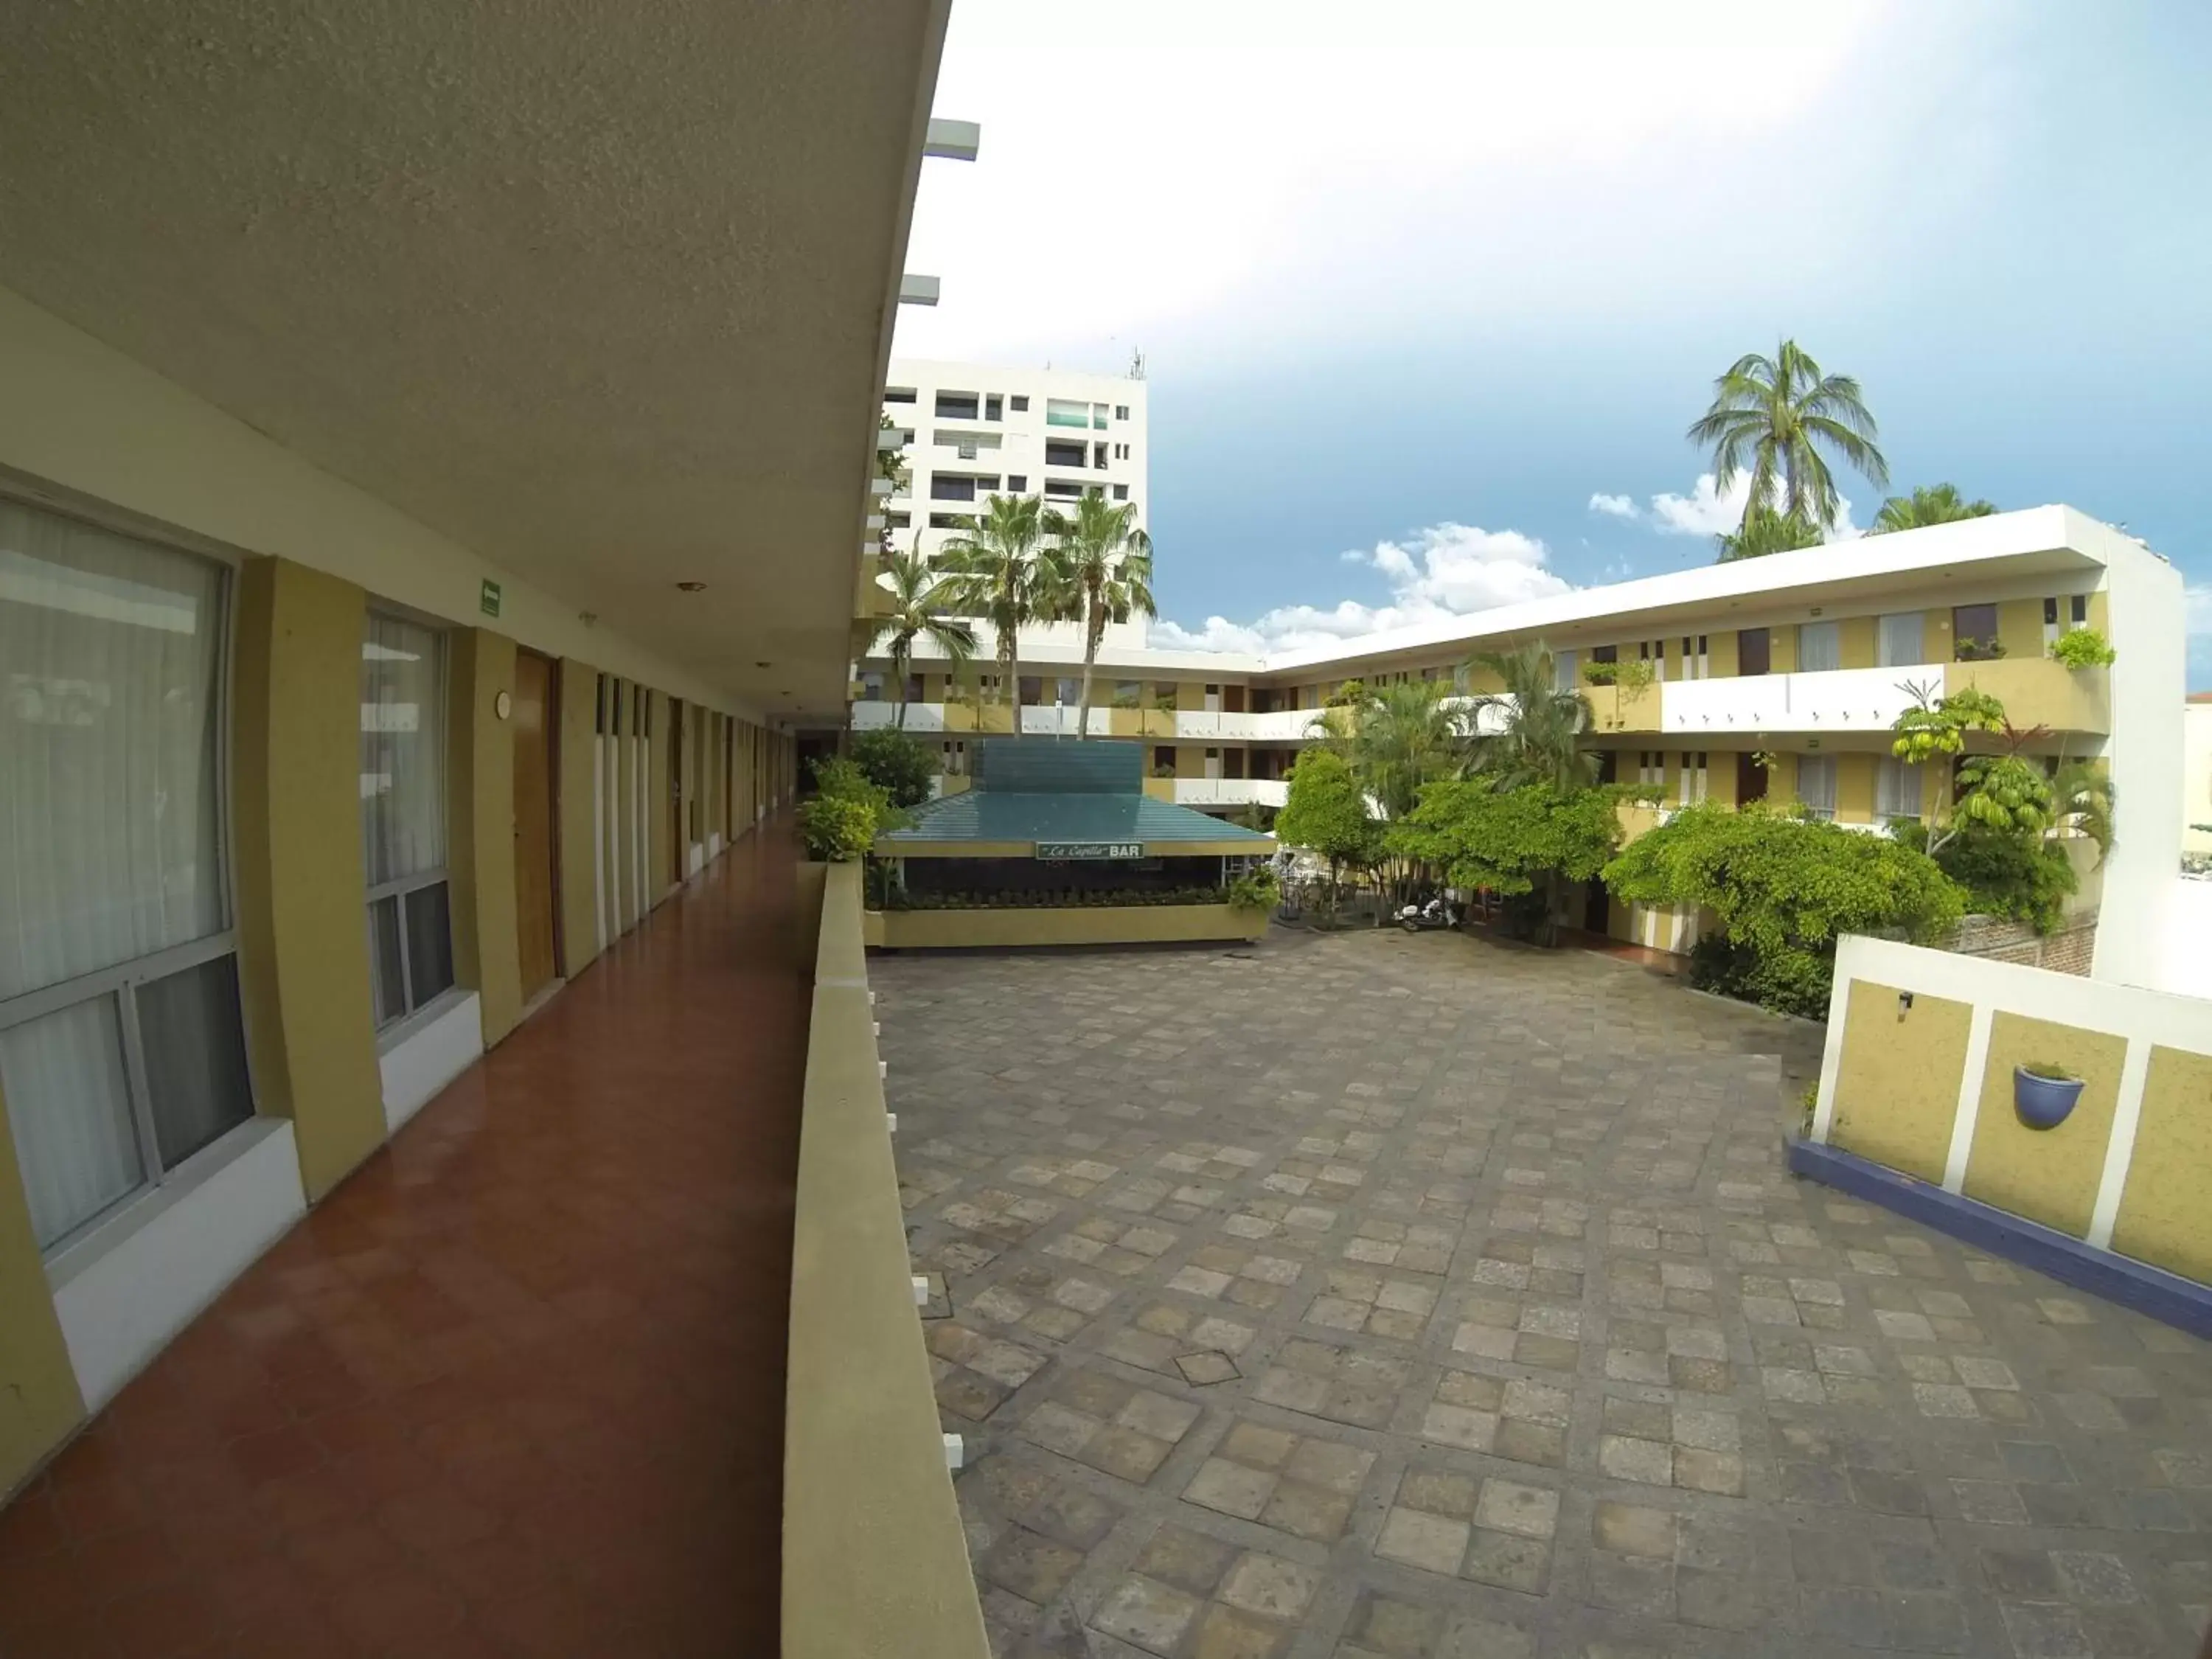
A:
[2086,1037,2154,1249]
[48,1117,305,1411]
[378,990,483,1134]
[1809,987,1851,1141]
[1941,1004,1995,1193]
[592,738,607,954]
[687,840,706,877]
[1830,935,2212,1055]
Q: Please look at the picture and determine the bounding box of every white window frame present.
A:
[1877,757,1921,822]
[361,607,455,1037]
[1798,754,1839,819]
[0,477,254,1259]
[1877,612,1925,668]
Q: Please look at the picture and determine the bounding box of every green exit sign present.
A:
[479,578,501,618]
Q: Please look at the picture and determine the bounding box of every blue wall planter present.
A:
[2014,1067,2084,1130]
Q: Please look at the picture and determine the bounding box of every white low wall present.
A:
[378,991,484,1135]
[49,1118,307,1411]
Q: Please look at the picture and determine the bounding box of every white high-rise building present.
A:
[882,358,1151,650]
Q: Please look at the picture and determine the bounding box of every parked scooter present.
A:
[1397,896,1458,933]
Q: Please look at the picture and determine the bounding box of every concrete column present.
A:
[448,630,522,1048]
[557,658,602,975]
[230,556,385,1200]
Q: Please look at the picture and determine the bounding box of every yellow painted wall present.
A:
[1706,631,1740,678]
[0,1077,88,1498]
[1827,981,1970,1183]
[2086,589,2110,637]
[1949,658,2110,735]
[1996,597,2045,661]
[231,557,386,1201]
[1834,753,1877,824]
[448,630,524,1048]
[1835,615,1876,671]
[2110,1045,2212,1283]
[557,658,602,977]
[1962,1014,2128,1238]
[1767,625,1798,674]
[865,904,1265,950]
[647,694,671,900]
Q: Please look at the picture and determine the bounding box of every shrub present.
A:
[1389,779,1647,942]
[1581,660,1621,686]
[798,793,877,862]
[849,728,939,808]
[2049,627,2115,669]
[1895,820,2078,934]
[1225,866,1281,916]
[1605,803,1964,1017]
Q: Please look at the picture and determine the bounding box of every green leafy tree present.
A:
[1464,642,1597,790]
[1311,679,1466,821]
[931,494,1046,740]
[876,413,909,487]
[1604,803,1963,1017]
[799,755,905,862]
[1869,483,1996,533]
[1039,494,1155,740]
[1888,681,2004,767]
[1275,750,1382,923]
[848,728,939,810]
[1390,779,1647,945]
[1714,502,1823,562]
[1686,338,1888,536]
[864,548,976,728]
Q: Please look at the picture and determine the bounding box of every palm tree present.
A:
[1040,493,1155,740]
[1869,484,1997,534]
[1715,501,1823,562]
[863,548,975,728]
[1687,339,1888,535]
[2051,760,2114,864]
[1463,642,1597,791]
[931,494,1046,738]
[1311,679,1466,821]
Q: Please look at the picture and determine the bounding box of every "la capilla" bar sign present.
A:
[1035,841,1144,860]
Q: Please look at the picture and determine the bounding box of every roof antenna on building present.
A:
[1129,348,1146,380]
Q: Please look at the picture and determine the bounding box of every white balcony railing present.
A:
[1658,665,1930,736]
[1172,778,1289,808]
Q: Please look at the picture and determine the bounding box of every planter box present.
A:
[864,903,1266,950]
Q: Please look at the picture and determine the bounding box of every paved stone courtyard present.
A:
[876,925,2212,1659]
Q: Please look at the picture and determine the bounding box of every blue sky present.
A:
[896,1,2211,682]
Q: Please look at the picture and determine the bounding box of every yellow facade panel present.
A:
[1827,981,1971,1183]
[2109,1045,2212,1284]
[1962,1013,2128,1239]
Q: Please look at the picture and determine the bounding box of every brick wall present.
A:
[1936,911,2098,976]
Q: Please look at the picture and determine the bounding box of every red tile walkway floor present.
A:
[0,826,806,1658]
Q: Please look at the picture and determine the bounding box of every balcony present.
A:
[1170,777,1289,808]
[1944,657,2110,734]
[1659,665,1923,736]
[1583,681,1663,734]
[1658,660,2111,737]
[787,860,990,1658]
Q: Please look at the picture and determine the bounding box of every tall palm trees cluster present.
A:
[1688,339,1996,560]
[862,490,1155,737]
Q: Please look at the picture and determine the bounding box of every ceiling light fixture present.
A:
[677,580,707,592]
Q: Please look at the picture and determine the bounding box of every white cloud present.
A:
[1645,472,1862,541]
[1152,522,1572,655]
[1588,493,1638,519]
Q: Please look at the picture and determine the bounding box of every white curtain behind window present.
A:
[1877,613,1925,668]
[1877,758,1922,821]
[0,501,226,1245]
[361,613,445,886]
[1798,755,1839,818]
[1797,622,1841,673]
[0,505,224,1000]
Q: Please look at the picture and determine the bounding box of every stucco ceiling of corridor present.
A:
[0,1,947,716]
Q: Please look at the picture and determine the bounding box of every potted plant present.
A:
[2013,1061,2084,1130]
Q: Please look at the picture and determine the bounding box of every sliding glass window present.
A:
[0,498,253,1253]
[361,612,453,1029]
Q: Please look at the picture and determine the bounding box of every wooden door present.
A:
[1736,751,1769,806]
[1737,627,1770,676]
[512,650,559,998]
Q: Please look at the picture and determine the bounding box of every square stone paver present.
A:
[888,929,2212,1658]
